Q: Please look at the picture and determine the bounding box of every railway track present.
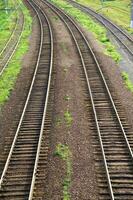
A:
[67,0,133,58]
[0,8,24,76]
[42,0,133,199]
[0,0,53,199]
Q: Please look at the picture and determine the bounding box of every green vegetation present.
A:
[0,0,32,108]
[60,42,68,54]
[64,110,73,126]
[121,71,133,92]
[63,67,68,73]
[50,0,121,62]
[54,143,72,200]
[0,0,14,8]
[75,0,132,33]
[52,15,59,21]
[64,95,70,101]
[0,0,17,51]
[55,116,62,126]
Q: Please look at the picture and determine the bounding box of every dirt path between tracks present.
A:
[38,2,100,200]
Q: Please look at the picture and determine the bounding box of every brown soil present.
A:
[0,1,40,174]
[37,1,100,199]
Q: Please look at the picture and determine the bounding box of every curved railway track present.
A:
[67,0,133,58]
[41,0,133,199]
[0,8,25,76]
[0,0,53,199]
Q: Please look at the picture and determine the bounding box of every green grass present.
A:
[50,0,121,62]
[75,0,132,33]
[0,0,16,9]
[60,42,68,54]
[0,8,17,51]
[0,0,32,108]
[121,71,133,92]
[54,143,72,200]
[64,110,73,126]
[52,15,59,21]
[55,116,62,126]
[63,67,68,73]
[64,95,71,101]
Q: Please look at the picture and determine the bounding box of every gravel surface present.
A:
[37,1,99,199]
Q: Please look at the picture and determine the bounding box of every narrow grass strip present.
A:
[64,110,73,127]
[0,9,17,51]
[50,0,121,62]
[0,1,32,108]
[121,71,133,92]
[54,143,72,200]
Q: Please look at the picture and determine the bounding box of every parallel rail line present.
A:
[67,0,133,58]
[44,1,133,199]
[0,0,53,199]
[0,9,25,76]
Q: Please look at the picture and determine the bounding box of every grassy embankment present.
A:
[75,0,131,33]
[0,0,17,51]
[121,72,133,92]
[0,0,32,108]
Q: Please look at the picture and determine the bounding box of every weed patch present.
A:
[55,116,62,126]
[121,71,133,92]
[64,110,73,126]
[63,67,68,73]
[54,143,72,200]
[52,15,59,21]
[64,95,70,101]
[60,42,68,54]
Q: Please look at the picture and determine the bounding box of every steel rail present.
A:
[0,0,44,189]
[0,10,25,77]
[44,1,133,199]
[27,0,53,199]
[68,0,133,57]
